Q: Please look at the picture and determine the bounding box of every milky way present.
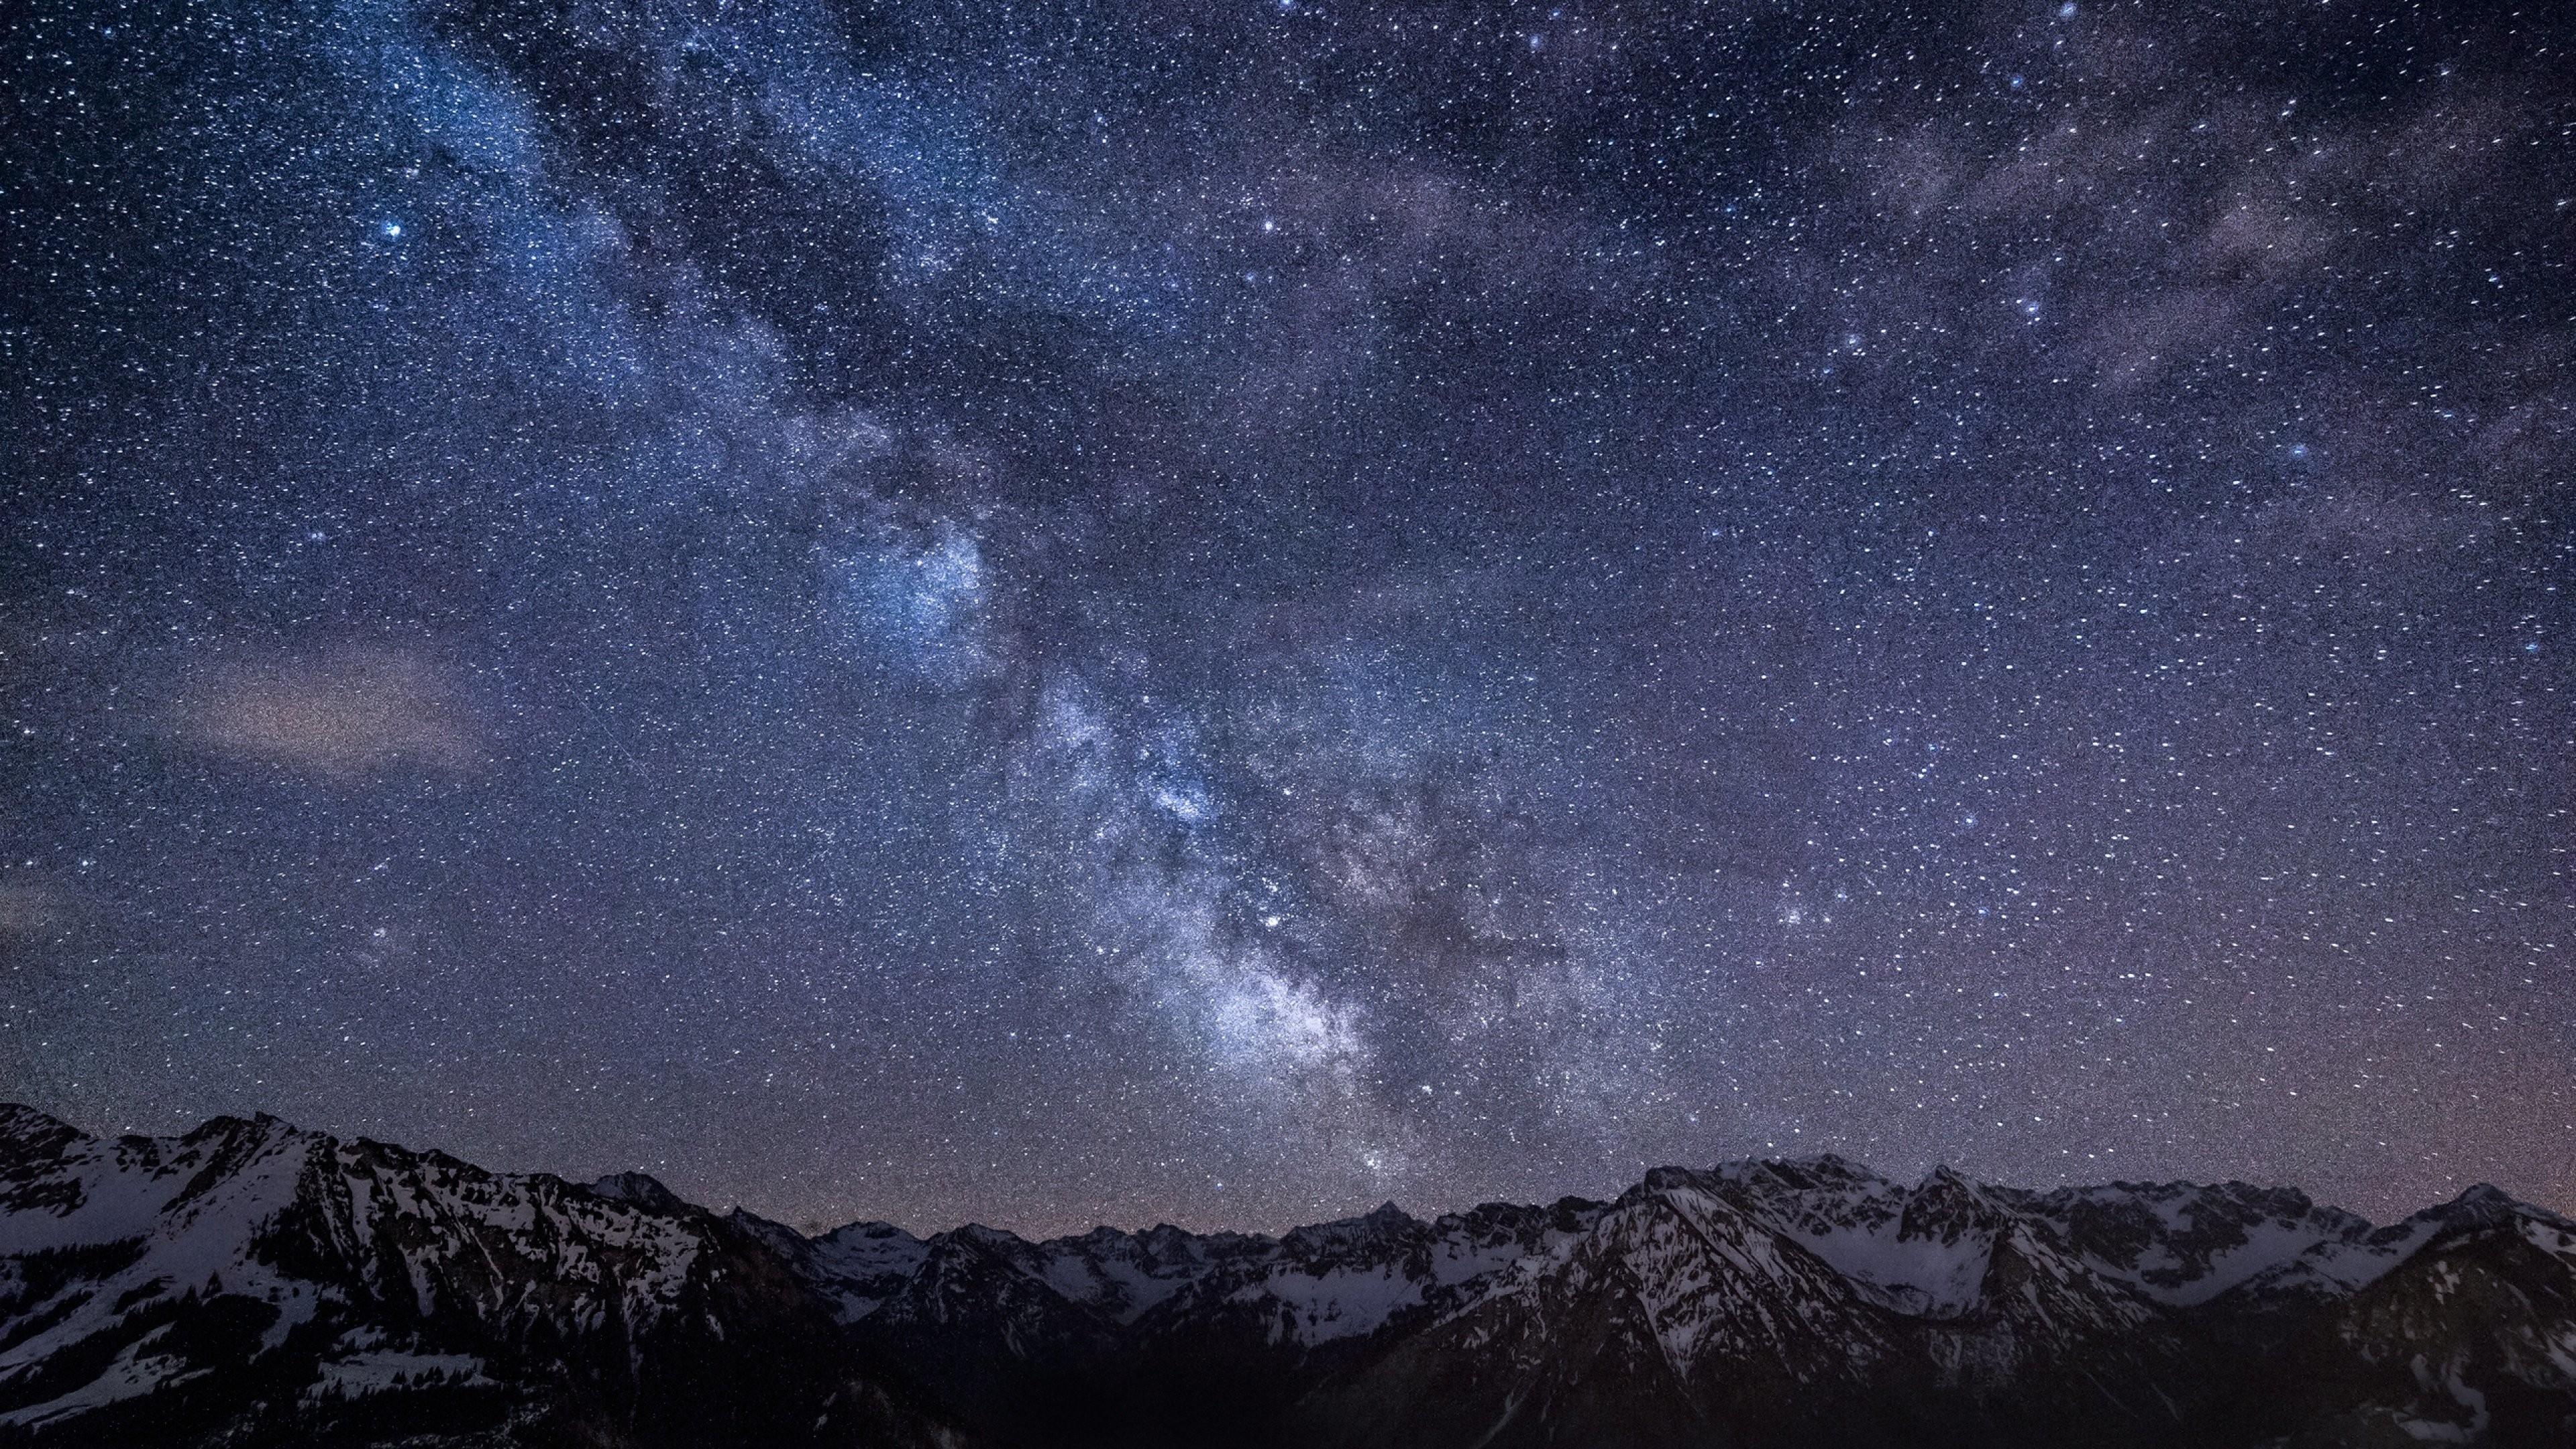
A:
[3,0,2570,1235]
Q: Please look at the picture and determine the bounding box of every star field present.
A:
[1,0,2570,1235]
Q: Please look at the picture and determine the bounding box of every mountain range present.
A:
[2,1104,2570,1447]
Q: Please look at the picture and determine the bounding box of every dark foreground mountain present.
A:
[2,1106,2570,1448]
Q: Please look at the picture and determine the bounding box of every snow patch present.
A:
[1238,1265,1423,1343]
[0,1330,208,1428]
[307,1349,493,1399]
[1773,1220,1992,1317]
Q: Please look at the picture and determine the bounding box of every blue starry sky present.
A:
[2,0,2569,1234]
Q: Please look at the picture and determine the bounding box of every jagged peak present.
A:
[726,1205,794,1236]
[0,1101,87,1146]
[1768,1150,1886,1181]
[160,1110,323,1173]
[1662,1153,1904,1197]
[590,1170,692,1215]
[1307,1199,1413,1230]
[184,1110,282,1139]
[1277,1200,1421,1256]
[0,1102,79,1128]
[1638,1163,1711,1192]
[1135,1220,1253,1250]
[950,1222,1035,1254]
[818,1218,922,1246]
[2418,1180,2566,1231]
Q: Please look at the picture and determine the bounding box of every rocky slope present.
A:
[3,1104,2570,1447]
[0,1106,955,1448]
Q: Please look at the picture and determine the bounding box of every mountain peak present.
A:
[3,1111,2570,1446]
[0,1101,83,1142]
[590,1169,690,1214]
[2412,1179,2572,1236]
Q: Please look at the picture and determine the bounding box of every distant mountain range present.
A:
[2,1104,2570,1446]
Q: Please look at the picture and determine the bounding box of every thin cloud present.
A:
[174,647,484,781]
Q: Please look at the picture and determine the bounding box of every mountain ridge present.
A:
[3,1102,2570,1447]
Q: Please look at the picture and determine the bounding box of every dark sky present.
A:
[3,0,2570,1236]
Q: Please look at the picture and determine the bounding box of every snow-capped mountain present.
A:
[729,1150,2576,1448]
[3,1104,2571,1447]
[0,1106,954,1447]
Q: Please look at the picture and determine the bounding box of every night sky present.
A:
[3,0,2570,1237]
